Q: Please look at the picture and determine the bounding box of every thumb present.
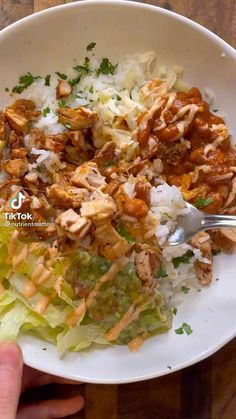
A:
[0,342,23,419]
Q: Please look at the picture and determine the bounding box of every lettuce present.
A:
[57,325,108,356]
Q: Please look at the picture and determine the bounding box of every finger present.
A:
[17,395,84,419]
[0,342,23,419]
[22,366,82,391]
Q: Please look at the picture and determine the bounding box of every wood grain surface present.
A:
[1,1,236,418]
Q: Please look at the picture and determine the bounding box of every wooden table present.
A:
[1,1,236,418]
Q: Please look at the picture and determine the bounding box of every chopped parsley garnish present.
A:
[55,71,67,80]
[172,250,194,268]
[175,322,193,335]
[73,57,90,75]
[5,87,9,92]
[12,72,41,94]
[86,42,96,51]
[89,86,94,94]
[181,286,190,294]
[97,58,118,75]
[42,106,50,117]
[155,265,167,278]
[118,223,135,244]
[175,327,184,335]
[212,109,218,113]
[182,322,193,335]
[44,74,51,86]
[173,308,178,315]
[68,76,81,87]
[117,95,121,101]
[58,98,66,108]
[195,197,214,209]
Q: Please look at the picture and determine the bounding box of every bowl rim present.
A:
[0,0,235,59]
[1,0,236,383]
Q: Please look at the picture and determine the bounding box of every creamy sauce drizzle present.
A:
[128,335,145,352]
[23,281,37,298]
[67,301,86,327]
[31,263,52,285]
[8,230,19,257]
[12,245,28,268]
[106,294,156,341]
[35,295,51,314]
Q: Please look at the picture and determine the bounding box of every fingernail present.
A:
[0,342,21,370]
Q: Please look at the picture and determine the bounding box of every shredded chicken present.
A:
[2,158,28,177]
[0,112,5,141]
[94,221,131,260]
[71,162,106,190]
[80,191,117,221]
[45,133,68,153]
[4,99,40,135]
[56,80,72,99]
[9,148,27,159]
[56,209,92,240]
[93,141,117,167]
[47,184,89,209]
[213,229,236,252]
[57,106,96,130]
[135,249,160,287]
[191,232,212,285]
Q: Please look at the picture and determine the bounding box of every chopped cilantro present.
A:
[181,286,190,294]
[42,106,50,117]
[212,109,218,113]
[97,58,118,75]
[175,327,184,335]
[118,223,135,244]
[68,75,81,87]
[195,197,214,209]
[73,57,90,75]
[175,322,193,335]
[172,250,194,268]
[155,265,167,278]
[182,322,193,335]
[117,95,121,101]
[12,72,41,93]
[58,98,66,108]
[5,87,9,92]
[55,71,67,80]
[89,86,94,94]
[86,42,96,51]
[173,308,178,315]
[44,74,51,86]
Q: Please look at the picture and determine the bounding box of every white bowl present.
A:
[0,0,236,384]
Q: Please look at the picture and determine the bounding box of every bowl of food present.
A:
[0,0,236,384]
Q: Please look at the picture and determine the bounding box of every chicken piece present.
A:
[8,131,24,149]
[0,112,6,141]
[126,159,148,176]
[93,141,117,167]
[213,229,236,252]
[45,133,68,153]
[103,179,121,196]
[164,142,188,166]
[191,231,212,285]
[9,148,27,159]
[94,222,131,260]
[56,209,91,240]
[57,106,96,130]
[28,128,45,149]
[0,178,20,201]
[5,99,40,135]
[2,158,28,177]
[135,249,161,287]
[80,191,117,221]
[134,180,151,206]
[71,162,106,191]
[56,80,72,99]
[47,183,89,209]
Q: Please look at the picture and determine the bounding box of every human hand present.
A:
[0,342,84,419]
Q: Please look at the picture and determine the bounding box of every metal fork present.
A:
[168,202,236,246]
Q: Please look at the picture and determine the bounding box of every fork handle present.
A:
[202,214,236,230]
